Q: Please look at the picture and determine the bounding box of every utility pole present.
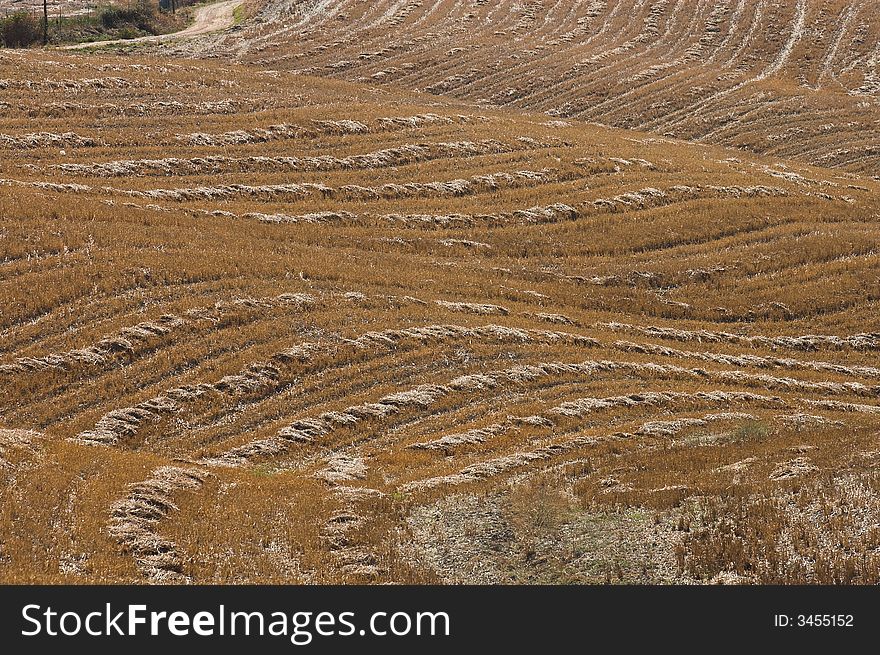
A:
[42,0,48,45]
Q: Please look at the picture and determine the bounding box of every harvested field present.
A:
[166,0,880,176]
[1,4,880,585]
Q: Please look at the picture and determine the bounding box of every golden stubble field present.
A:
[1,6,880,586]
[176,0,880,175]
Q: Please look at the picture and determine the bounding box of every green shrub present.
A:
[100,5,155,32]
[1,12,42,48]
[733,419,771,442]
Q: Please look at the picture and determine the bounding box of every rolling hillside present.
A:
[1,2,880,584]
[174,0,880,175]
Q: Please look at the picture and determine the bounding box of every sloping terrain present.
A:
[1,10,880,584]
[174,0,880,175]
[61,0,243,50]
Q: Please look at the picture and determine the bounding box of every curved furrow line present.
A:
[71,324,595,447]
[173,112,491,147]
[612,340,880,379]
[206,351,875,469]
[0,131,100,150]
[0,277,233,354]
[47,139,548,179]
[391,0,612,102]
[0,272,238,347]
[315,455,387,580]
[4,166,571,204]
[108,465,212,583]
[240,0,351,53]
[1,97,284,120]
[818,1,866,89]
[168,305,847,453]
[631,0,768,131]
[648,0,808,133]
[314,2,467,81]
[573,0,722,121]
[203,360,620,467]
[529,0,708,116]
[467,0,648,109]
[600,321,880,351]
[0,293,316,379]
[402,0,608,102]
[394,386,877,494]
[398,424,695,493]
[174,183,800,234]
[91,168,568,203]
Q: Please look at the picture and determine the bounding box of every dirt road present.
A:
[61,0,242,50]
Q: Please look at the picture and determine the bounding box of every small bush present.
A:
[100,6,155,32]
[1,12,42,48]
[117,26,141,40]
[508,479,573,533]
[732,419,770,442]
